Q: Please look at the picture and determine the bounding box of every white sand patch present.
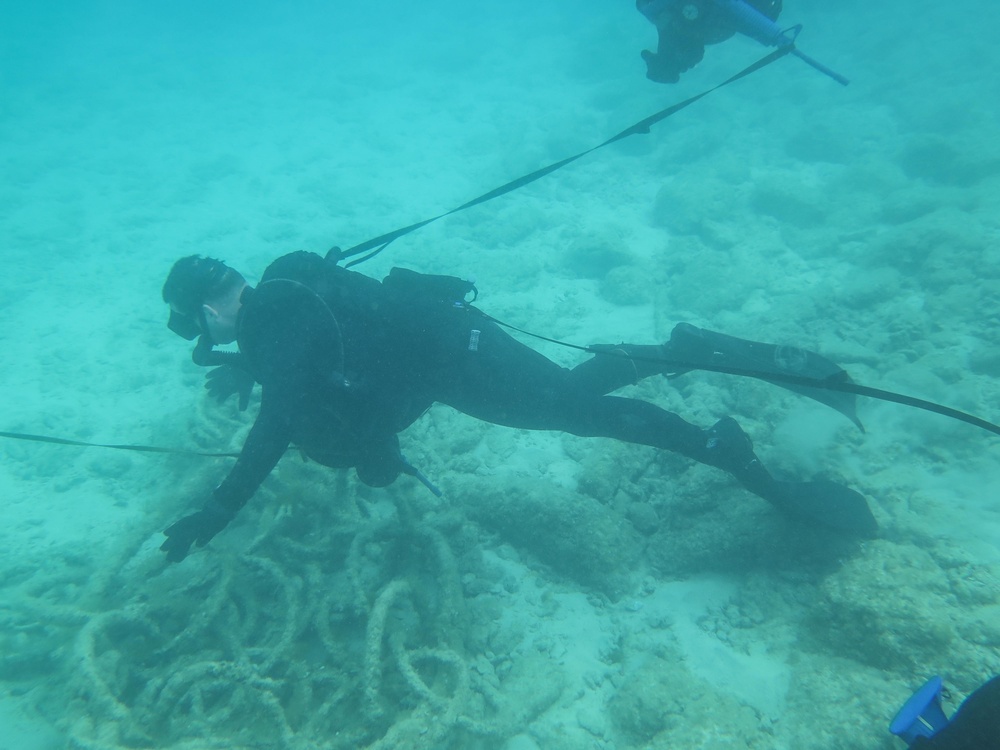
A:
[637,577,791,719]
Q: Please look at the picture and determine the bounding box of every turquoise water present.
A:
[1,1,998,748]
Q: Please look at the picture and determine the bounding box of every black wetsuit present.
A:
[212,251,718,514]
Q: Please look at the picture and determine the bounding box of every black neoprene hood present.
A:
[162,256,228,340]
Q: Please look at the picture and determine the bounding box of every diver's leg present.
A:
[435,322,754,469]
[547,394,768,479]
[434,319,875,536]
[567,343,669,395]
[567,322,757,397]
[545,395,876,538]
[570,323,797,396]
[566,325,716,396]
[573,325,863,430]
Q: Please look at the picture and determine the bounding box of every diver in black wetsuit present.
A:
[159,251,875,562]
[637,0,783,82]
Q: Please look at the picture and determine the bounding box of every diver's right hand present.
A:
[160,502,235,563]
[205,365,255,411]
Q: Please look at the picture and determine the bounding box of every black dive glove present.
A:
[205,364,255,411]
[160,499,235,563]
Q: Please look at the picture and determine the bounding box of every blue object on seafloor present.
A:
[890,676,951,745]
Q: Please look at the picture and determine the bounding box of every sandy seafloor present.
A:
[1,0,999,748]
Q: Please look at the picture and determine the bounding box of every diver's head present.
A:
[162,255,247,345]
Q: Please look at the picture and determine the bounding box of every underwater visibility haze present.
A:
[0,0,998,748]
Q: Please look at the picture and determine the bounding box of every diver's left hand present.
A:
[205,365,255,411]
[160,503,234,563]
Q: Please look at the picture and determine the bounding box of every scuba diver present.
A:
[637,0,783,82]
[159,251,876,562]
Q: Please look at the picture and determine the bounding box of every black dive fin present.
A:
[665,323,864,431]
[757,478,878,538]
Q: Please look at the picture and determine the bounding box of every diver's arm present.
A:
[160,388,292,562]
[213,387,293,514]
